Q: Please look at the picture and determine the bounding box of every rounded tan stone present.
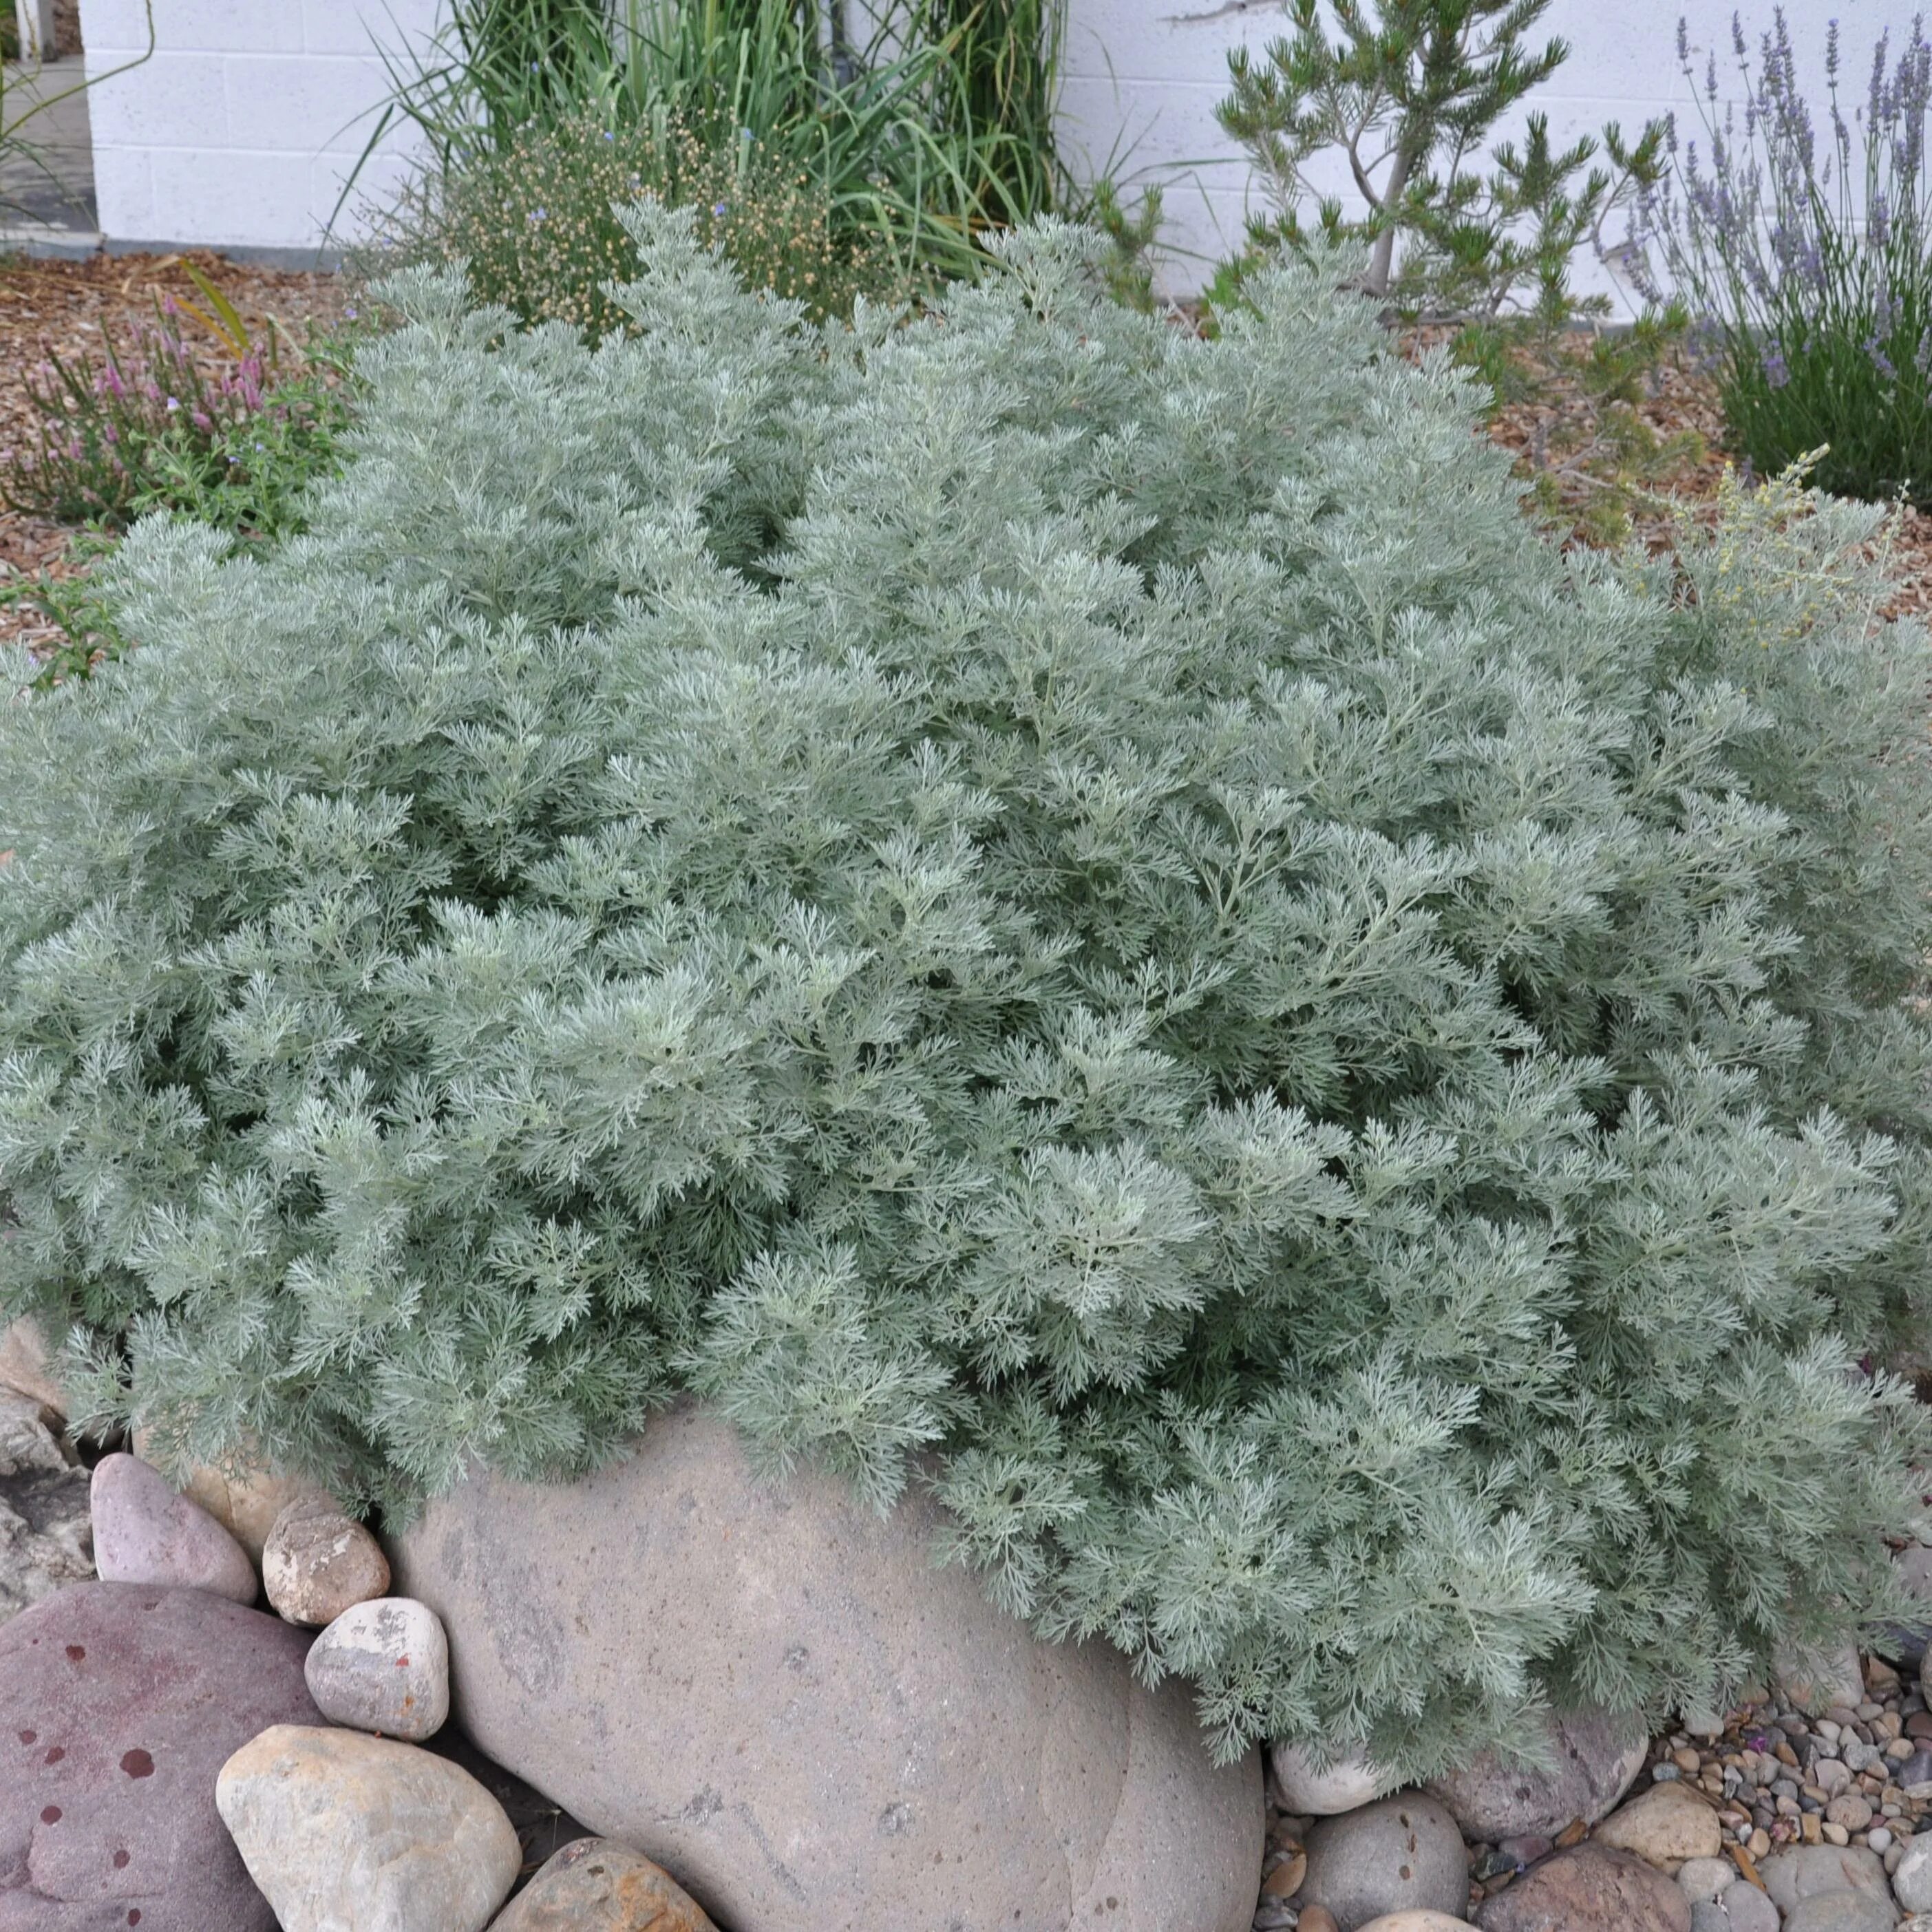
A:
[216,1725,519,1932]
[262,1494,390,1626]
[489,1836,718,1931]
[1592,1781,1723,1871]
[1356,1916,1481,1932]
[130,1424,335,1564]
[1271,1741,1390,1816]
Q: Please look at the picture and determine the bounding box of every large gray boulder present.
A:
[390,1399,1263,1932]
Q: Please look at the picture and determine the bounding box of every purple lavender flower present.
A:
[1762,346,1791,388]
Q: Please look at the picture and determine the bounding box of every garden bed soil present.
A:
[0,249,345,652]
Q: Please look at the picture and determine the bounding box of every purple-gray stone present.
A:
[0,1580,321,1929]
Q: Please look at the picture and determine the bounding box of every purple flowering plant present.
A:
[1639,10,1932,505]
[0,291,351,538]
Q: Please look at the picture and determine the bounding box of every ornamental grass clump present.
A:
[2,206,1931,1776]
[1642,10,1932,507]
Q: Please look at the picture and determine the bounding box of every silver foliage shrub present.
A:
[1,206,1929,1772]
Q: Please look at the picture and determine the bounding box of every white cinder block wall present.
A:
[76,0,1909,286]
[77,0,443,253]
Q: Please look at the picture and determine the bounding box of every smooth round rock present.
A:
[216,1724,520,1932]
[1829,1793,1876,1832]
[0,1389,92,1626]
[133,1432,335,1567]
[1723,1885,1781,1932]
[0,1580,321,1930]
[489,1836,718,1931]
[390,1399,1263,1932]
[1593,1781,1723,1871]
[1301,1793,1469,1929]
[1782,1895,1901,1932]
[1429,1707,1648,1840]
[262,1494,390,1626]
[1355,1916,1479,1931]
[1897,1829,1932,1913]
[1761,1845,1893,1916]
[1677,1856,1737,1902]
[1271,1742,1388,1816]
[89,1452,257,1604]
[1775,1639,1866,1718]
[1474,1843,1692,1931]
[304,1596,449,1741]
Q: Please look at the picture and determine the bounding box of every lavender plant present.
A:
[1641,10,1932,507]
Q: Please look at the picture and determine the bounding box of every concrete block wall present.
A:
[1062,0,1902,300]
[70,0,1910,283]
[76,0,442,254]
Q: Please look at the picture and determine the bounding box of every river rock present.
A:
[1428,1707,1648,1840]
[390,1399,1264,1932]
[489,1836,717,1931]
[262,1494,390,1626]
[1721,1885,1781,1932]
[1301,1794,1469,1929]
[304,1595,449,1740]
[1355,1918,1480,1931]
[0,1389,91,1626]
[216,1724,520,1932]
[1895,1830,1932,1913]
[1474,1843,1692,1932]
[0,1580,319,1929]
[1776,1639,1867,1717]
[0,1316,65,1419]
[90,1452,257,1604]
[1593,1781,1723,1871]
[1761,1845,1893,1915]
[1782,1896,1900,1932]
[1270,1743,1388,1816]
[1677,1857,1736,1903]
[169,1451,333,1567]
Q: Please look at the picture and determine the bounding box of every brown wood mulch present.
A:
[1,250,1929,652]
[0,250,346,654]
[1465,327,1932,626]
